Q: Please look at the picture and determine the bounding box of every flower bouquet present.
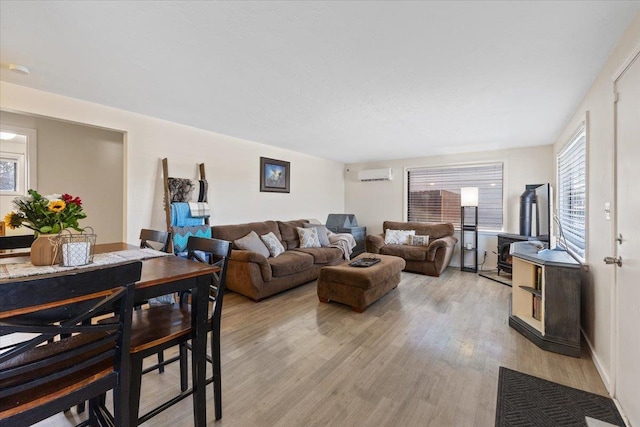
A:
[4,189,86,235]
[4,189,88,265]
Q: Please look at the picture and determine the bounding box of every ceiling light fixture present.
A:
[0,62,30,75]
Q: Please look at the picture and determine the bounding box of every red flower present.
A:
[62,194,82,206]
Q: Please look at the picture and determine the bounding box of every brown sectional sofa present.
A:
[365,221,458,276]
[210,219,343,301]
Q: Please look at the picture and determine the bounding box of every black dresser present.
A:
[325,214,366,257]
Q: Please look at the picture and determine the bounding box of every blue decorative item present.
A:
[171,203,205,227]
[171,225,211,253]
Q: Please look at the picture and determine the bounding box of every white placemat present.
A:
[0,248,171,281]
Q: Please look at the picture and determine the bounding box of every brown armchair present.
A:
[366,221,458,276]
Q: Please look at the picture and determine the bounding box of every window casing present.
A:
[557,124,587,260]
[406,163,503,230]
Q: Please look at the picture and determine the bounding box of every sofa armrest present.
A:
[365,234,385,253]
[230,249,272,282]
[425,235,458,262]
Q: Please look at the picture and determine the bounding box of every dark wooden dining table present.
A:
[0,242,218,426]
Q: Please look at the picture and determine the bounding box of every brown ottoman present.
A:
[317,253,406,312]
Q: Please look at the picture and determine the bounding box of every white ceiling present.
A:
[1,1,638,163]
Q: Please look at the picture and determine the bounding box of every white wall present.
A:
[0,111,124,243]
[0,82,346,244]
[551,13,640,392]
[345,145,554,269]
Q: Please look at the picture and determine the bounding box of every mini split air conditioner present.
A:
[357,168,393,182]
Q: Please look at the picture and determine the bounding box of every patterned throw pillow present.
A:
[297,227,321,248]
[261,232,286,257]
[410,235,430,246]
[233,231,270,258]
[384,229,416,245]
[303,223,331,246]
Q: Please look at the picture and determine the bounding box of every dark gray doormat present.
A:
[495,367,625,427]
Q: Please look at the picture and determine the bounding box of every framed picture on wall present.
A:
[260,157,290,193]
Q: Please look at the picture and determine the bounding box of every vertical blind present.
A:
[407,163,503,229]
[557,124,587,260]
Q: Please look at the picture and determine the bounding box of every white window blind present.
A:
[407,163,503,229]
[557,124,587,260]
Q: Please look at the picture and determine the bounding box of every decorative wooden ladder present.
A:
[161,157,208,253]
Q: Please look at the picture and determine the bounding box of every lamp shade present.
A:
[461,187,479,207]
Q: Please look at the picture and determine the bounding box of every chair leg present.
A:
[129,356,144,427]
[87,396,100,426]
[179,343,188,392]
[157,350,165,373]
[212,331,222,420]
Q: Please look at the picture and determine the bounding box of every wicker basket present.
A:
[57,228,97,267]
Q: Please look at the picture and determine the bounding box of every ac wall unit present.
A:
[358,168,393,182]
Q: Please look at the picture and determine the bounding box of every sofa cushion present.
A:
[293,247,343,265]
[380,244,428,261]
[303,223,331,246]
[212,220,282,246]
[268,251,314,277]
[384,229,415,245]
[297,227,321,248]
[234,231,271,258]
[410,235,430,246]
[383,221,454,240]
[277,219,309,249]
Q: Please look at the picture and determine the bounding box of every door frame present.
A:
[610,41,640,406]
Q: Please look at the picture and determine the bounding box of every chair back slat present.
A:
[139,229,171,253]
[186,236,231,308]
[0,261,141,426]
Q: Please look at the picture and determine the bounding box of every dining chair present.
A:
[0,234,35,250]
[0,261,142,427]
[139,228,171,253]
[127,236,231,425]
[138,228,172,373]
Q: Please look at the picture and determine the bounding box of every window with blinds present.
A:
[406,163,503,229]
[557,124,587,260]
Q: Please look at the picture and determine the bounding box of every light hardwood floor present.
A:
[39,268,607,426]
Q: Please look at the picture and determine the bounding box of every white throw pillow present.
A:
[261,232,286,257]
[233,231,270,258]
[410,235,430,246]
[297,227,321,248]
[384,229,416,245]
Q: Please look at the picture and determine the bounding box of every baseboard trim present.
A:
[612,397,631,427]
[581,327,611,392]
[581,329,632,425]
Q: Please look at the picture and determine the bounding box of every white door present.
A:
[614,51,640,426]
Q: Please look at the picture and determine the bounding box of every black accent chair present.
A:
[127,236,231,425]
[0,261,142,427]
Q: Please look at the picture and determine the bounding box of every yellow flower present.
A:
[4,212,22,230]
[48,199,66,213]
